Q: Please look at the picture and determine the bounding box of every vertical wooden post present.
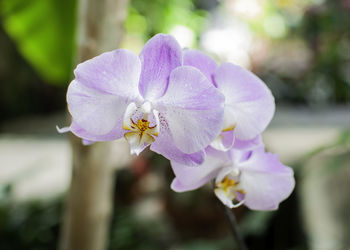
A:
[59,0,129,250]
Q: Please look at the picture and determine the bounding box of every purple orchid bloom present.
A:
[60,34,225,165]
[183,50,275,151]
[171,145,295,210]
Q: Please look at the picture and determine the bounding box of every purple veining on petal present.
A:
[74,49,142,99]
[67,49,142,136]
[214,63,275,140]
[183,49,218,85]
[69,119,125,142]
[155,66,225,154]
[138,34,182,101]
[67,80,127,135]
[151,113,206,166]
[170,152,225,192]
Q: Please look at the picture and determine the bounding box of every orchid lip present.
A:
[123,102,160,155]
[214,172,246,208]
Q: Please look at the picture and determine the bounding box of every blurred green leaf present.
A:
[240,211,275,236]
[0,0,77,85]
[128,0,207,40]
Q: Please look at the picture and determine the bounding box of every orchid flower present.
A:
[171,145,295,210]
[59,34,225,165]
[183,50,275,151]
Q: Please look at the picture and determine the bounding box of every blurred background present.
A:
[0,0,350,249]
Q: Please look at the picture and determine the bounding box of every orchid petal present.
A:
[138,34,182,100]
[155,66,224,153]
[171,152,227,192]
[238,149,295,210]
[67,49,142,135]
[67,80,127,135]
[74,49,141,100]
[234,135,263,151]
[183,49,218,83]
[214,63,275,140]
[82,139,95,145]
[151,124,205,166]
[56,126,70,133]
[69,120,125,141]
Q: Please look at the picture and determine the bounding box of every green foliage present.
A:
[0,0,206,85]
[0,193,62,250]
[298,1,350,104]
[240,210,275,236]
[311,129,350,174]
[261,0,350,105]
[109,206,175,250]
[126,0,207,40]
[297,129,350,165]
[0,0,77,85]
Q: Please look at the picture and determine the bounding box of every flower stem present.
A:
[223,205,248,250]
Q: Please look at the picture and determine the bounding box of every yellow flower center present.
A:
[122,102,160,155]
[217,177,236,192]
[216,177,245,195]
[136,119,151,133]
[126,118,158,137]
[214,175,246,208]
[123,117,159,144]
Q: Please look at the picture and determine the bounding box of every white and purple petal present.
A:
[155,66,225,154]
[74,49,142,100]
[67,49,142,136]
[234,135,263,151]
[67,120,125,141]
[214,63,275,140]
[171,150,228,192]
[183,49,218,84]
[138,34,182,101]
[67,80,128,135]
[151,124,205,166]
[237,149,295,210]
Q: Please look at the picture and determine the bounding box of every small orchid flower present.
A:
[60,34,225,165]
[171,145,295,210]
[183,50,275,151]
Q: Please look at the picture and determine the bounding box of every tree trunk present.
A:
[59,0,130,250]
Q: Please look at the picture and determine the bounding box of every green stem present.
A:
[222,204,248,250]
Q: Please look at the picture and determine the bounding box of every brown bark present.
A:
[76,0,129,61]
[59,0,130,250]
